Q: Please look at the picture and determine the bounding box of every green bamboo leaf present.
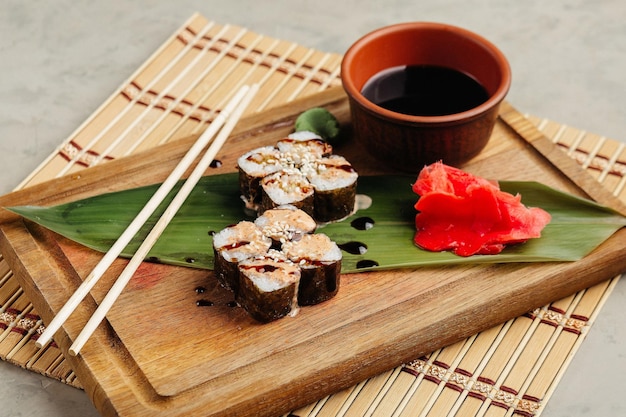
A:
[7,174,625,273]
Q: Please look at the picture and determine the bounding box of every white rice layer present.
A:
[254,206,317,242]
[237,146,283,177]
[304,155,357,192]
[239,258,300,292]
[261,171,313,205]
[276,137,332,163]
[212,221,271,262]
[282,233,342,263]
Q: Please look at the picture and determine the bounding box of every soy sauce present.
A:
[350,216,375,231]
[356,260,379,269]
[361,65,489,116]
[338,241,368,255]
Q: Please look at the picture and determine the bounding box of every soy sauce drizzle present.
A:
[193,286,238,308]
[356,260,379,269]
[338,241,368,255]
[209,159,222,168]
[218,240,250,250]
[240,264,279,273]
[351,216,375,230]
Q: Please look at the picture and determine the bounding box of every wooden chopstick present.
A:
[35,84,257,350]
[68,83,259,356]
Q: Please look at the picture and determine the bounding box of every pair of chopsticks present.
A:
[35,84,260,356]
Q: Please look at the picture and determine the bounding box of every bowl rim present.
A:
[341,21,512,124]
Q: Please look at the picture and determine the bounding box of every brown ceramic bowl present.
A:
[341,22,511,173]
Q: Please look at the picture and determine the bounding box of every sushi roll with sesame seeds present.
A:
[238,146,284,209]
[259,170,315,216]
[282,233,342,306]
[254,205,317,248]
[212,221,272,294]
[237,253,301,322]
[304,155,358,222]
[236,132,358,223]
[276,132,332,165]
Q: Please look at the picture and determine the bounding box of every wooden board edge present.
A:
[499,102,626,216]
[2,221,624,417]
[0,219,171,415]
[0,86,349,210]
[143,229,626,417]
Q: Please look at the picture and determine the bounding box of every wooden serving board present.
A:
[0,87,625,417]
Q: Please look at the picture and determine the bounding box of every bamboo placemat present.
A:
[0,12,624,416]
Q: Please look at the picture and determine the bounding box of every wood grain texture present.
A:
[0,87,624,417]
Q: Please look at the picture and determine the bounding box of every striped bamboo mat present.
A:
[1,13,624,416]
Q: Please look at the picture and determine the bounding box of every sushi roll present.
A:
[276,133,332,166]
[238,146,284,208]
[282,233,342,306]
[259,170,315,216]
[237,253,301,322]
[237,133,358,224]
[212,221,272,294]
[303,155,358,222]
[211,220,343,321]
[254,205,317,248]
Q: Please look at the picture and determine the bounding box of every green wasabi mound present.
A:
[294,107,341,144]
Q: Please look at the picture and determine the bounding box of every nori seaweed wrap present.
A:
[304,155,358,222]
[238,146,283,209]
[212,221,271,294]
[282,233,342,305]
[237,255,301,322]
